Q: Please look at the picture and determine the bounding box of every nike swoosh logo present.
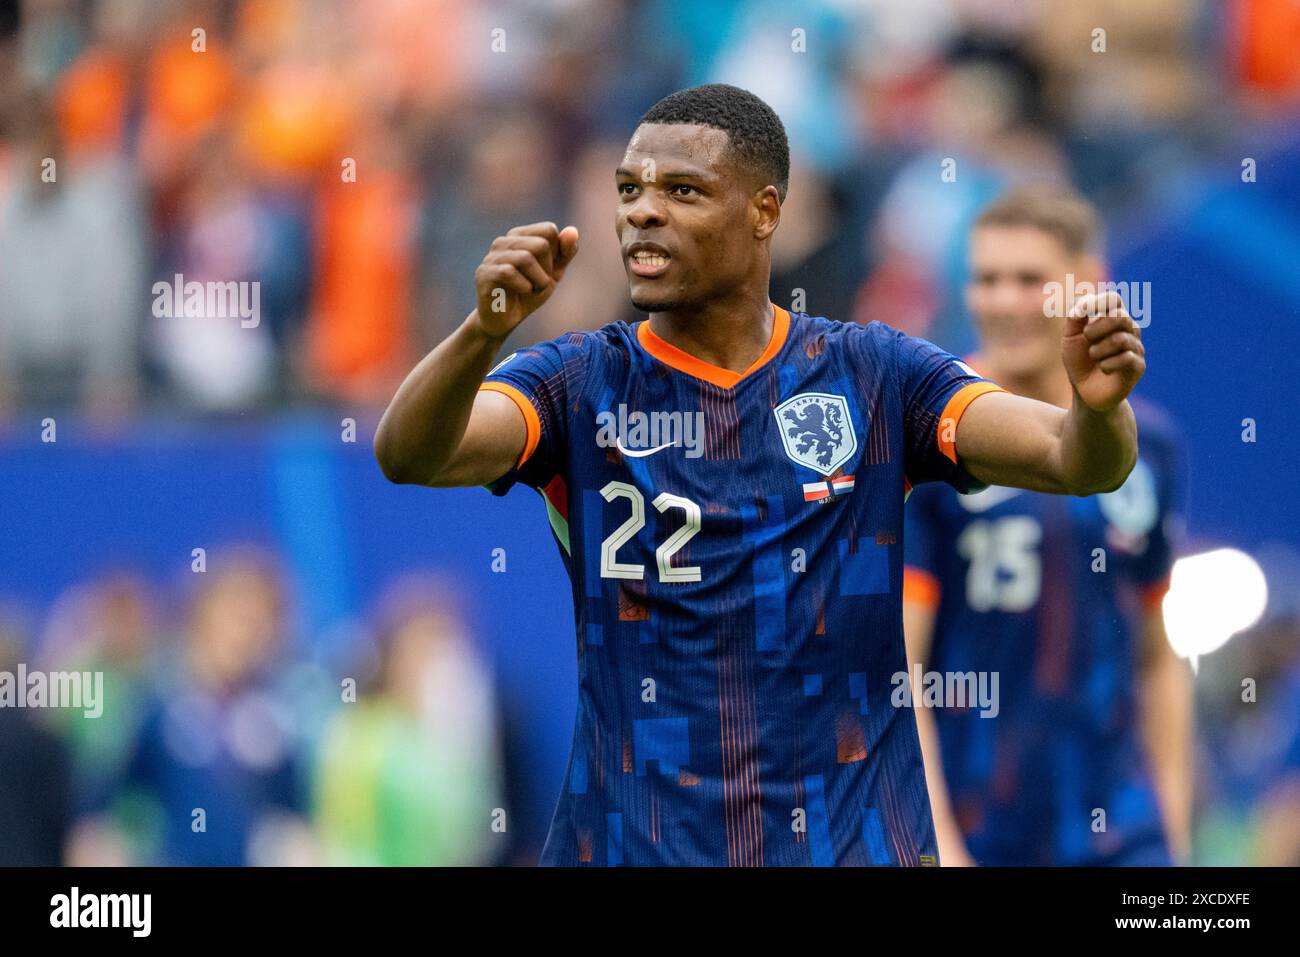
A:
[959,485,1024,513]
[614,437,678,458]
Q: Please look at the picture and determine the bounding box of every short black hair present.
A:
[638,84,790,202]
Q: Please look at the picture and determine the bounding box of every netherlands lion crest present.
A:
[773,392,857,476]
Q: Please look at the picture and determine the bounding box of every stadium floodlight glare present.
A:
[1161,548,1269,668]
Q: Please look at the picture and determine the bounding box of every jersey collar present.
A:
[636,303,791,390]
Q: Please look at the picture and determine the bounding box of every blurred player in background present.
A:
[376,85,1148,866]
[314,576,505,866]
[903,185,1192,865]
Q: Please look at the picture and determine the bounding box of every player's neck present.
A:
[988,363,1075,409]
[646,294,775,375]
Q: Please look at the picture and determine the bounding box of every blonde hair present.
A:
[974,183,1101,257]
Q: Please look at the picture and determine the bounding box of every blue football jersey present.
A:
[480,304,1005,865]
[903,396,1182,866]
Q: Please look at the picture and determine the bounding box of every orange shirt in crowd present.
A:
[307,170,417,401]
[1233,0,1300,97]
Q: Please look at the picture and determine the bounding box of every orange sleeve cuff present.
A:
[903,567,941,608]
[479,381,541,469]
[938,381,1006,464]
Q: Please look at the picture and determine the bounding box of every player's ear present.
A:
[753,184,780,240]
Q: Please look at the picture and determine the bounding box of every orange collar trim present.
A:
[637,304,791,389]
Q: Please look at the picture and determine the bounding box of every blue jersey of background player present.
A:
[377,87,1151,865]
[903,185,1192,866]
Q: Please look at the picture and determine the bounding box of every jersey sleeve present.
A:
[902,482,944,610]
[893,331,1006,494]
[478,333,586,495]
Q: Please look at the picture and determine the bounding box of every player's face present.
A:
[616,123,762,312]
[965,225,1086,379]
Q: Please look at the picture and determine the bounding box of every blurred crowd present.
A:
[0,556,533,866]
[0,0,1297,417]
[4,553,1297,866]
[1,0,1299,866]
[1195,608,1300,867]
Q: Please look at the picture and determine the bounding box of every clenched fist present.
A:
[1061,291,1146,413]
[471,222,580,340]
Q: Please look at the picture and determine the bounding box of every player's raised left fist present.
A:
[471,222,579,340]
[1060,290,1145,413]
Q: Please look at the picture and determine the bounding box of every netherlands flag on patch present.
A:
[803,475,855,502]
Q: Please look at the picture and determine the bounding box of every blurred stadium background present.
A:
[0,0,1298,865]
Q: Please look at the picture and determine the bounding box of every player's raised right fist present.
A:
[471,222,579,340]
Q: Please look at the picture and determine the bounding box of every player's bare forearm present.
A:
[1139,609,1194,863]
[1057,393,1138,493]
[374,311,519,486]
[374,222,580,487]
[956,290,1143,495]
[955,391,1136,495]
